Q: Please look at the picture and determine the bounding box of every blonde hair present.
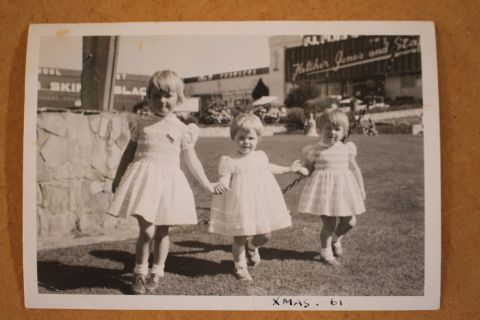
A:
[146,70,185,103]
[316,109,350,134]
[230,113,264,140]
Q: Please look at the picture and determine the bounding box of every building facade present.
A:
[37,35,422,111]
[285,36,422,101]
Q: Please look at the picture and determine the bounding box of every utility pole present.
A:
[81,36,119,110]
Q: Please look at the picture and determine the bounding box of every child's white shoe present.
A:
[319,247,341,267]
[233,265,253,281]
[245,241,261,267]
[319,255,341,267]
[332,241,343,257]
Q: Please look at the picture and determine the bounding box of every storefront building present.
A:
[285,36,422,101]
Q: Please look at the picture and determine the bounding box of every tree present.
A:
[251,78,270,101]
[284,87,308,108]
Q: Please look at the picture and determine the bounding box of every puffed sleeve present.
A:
[180,123,200,150]
[128,118,139,142]
[218,156,235,176]
[302,144,317,162]
[345,141,357,157]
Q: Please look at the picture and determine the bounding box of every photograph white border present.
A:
[23,21,440,310]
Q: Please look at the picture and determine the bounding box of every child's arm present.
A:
[269,160,309,175]
[214,174,231,194]
[299,144,316,176]
[303,160,315,175]
[112,140,137,193]
[183,147,215,193]
[349,156,366,200]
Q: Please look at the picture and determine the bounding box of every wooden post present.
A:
[81,36,118,110]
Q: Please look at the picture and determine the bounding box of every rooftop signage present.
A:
[287,36,421,82]
[184,67,269,83]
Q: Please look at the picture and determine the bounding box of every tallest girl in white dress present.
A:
[109,70,217,294]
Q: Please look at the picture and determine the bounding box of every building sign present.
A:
[37,68,150,110]
[286,36,421,82]
[302,35,353,46]
[184,67,269,83]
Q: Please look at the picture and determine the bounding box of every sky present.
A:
[39,35,271,78]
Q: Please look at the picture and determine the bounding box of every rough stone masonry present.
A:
[36,110,137,240]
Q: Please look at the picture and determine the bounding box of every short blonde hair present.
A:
[146,70,185,103]
[316,109,350,134]
[230,113,264,140]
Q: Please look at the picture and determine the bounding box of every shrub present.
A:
[199,96,233,125]
[252,105,268,121]
[253,105,288,124]
[284,88,307,108]
[284,107,305,130]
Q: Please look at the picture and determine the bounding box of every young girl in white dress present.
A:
[109,70,216,294]
[209,113,308,281]
[298,109,366,266]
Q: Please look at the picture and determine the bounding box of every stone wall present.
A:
[36,110,137,241]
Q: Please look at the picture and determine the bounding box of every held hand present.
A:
[297,167,310,176]
[213,181,229,194]
[290,160,309,176]
[206,183,216,194]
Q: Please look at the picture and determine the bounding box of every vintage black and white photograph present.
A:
[23,22,440,310]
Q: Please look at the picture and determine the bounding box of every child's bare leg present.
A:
[250,233,271,248]
[332,216,356,257]
[232,236,252,280]
[246,233,271,267]
[135,216,155,273]
[132,216,155,294]
[320,216,336,249]
[151,225,170,276]
[320,216,338,264]
[144,225,169,292]
[334,216,356,238]
[232,236,248,266]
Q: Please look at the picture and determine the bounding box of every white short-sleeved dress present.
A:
[209,150,292,236]
[108,113,198,225]
[297,141,365,217]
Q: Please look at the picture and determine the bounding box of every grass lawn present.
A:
[37,134,424,296]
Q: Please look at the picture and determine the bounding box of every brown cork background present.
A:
[1,0,479,319]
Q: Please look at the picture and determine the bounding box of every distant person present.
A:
[132,99,150,115]
[108,70,220,294]
[298,109,366,266]
[209,113,308,281]
[366,118,378,136]
[350,97,359,112]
